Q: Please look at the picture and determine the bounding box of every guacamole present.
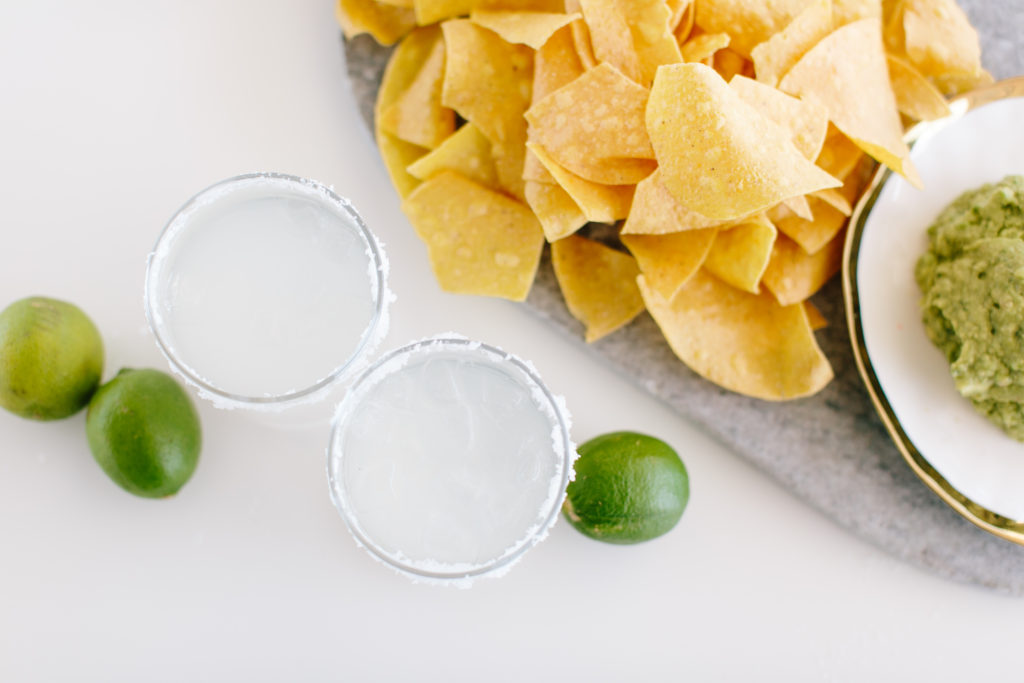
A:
[915,175,1024,440]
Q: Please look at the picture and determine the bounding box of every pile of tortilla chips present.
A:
[339,0,989,400]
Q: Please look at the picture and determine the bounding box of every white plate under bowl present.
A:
[844,77,1024,541]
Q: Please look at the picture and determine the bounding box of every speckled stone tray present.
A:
[342,2,1024,594]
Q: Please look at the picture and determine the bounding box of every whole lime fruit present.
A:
[86,368,201,498]
[563,431,689,544]
[0,296,104,420]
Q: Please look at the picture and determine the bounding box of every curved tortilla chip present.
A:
[402,171,544,300]
[646,63,840,221]
[703,216,777,293]
[527,143,634,223]
[337,0,416,45]
[886,53,951,122]
[762,230,844,305]
[749,0,831,87]
[552,235,644,342]
[406,122,499,190]
[525,62,656,185]
[622,169,729,235]
[729,75,828,160]
[378,32,454,148]
[470,10,579,49]
[779,19,921,187]
[622,228,717,300]
[639,270,833,400]
[524,180,587,241]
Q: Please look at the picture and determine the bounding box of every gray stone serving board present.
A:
[342,1,1024,594]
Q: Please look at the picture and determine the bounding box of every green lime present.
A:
[86,368,201,499]
[0,296,104,421]
[563,431,689,544]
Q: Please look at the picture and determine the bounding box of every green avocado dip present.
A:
[915,174,1024,441]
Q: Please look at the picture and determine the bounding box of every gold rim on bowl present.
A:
[843,75,1024,545]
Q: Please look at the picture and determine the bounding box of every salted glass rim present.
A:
[326,336,574,583]
[143,172,388,408]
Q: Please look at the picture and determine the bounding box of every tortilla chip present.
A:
[783,194,814,220]
[695,0,817,57]
[815,126,864,181]
[646,63,840,221]
[901,0,986,89]
[674,0,695,40]
[469,10,579,49]
[762,230,844,305]
[779,18,921,187]
[681,32,731,63]
[525,62,657,185]
[579,0,644,83]
[810,187,852,216]
[524,180,588,241]
[804,300,827,330]
[832,0,881,26]
[527,143,635,223]
[402,171,544,300]
[406,122,500,189]
[416,0,563,26]
[378,131,429,198]
[621,0,685,85]
[622,228,718,300]
[569,15,599,69]
[639,270,834,400]
[703,216,778,293]
[533,24,586,100]
[551,235,645,342]
[621,169,729,235]
[729,75,828,160]
[524,24,585,182]
[441,19,533,198]
[378,33,455,148]
[713,48,754,81]
[750,0,832,88]
[887,53,952,122]
[771,195,847,254]
[337,0,416,45]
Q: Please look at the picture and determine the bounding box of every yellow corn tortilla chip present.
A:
[681,32,731,63]
[374,27,442,196]
[578,0,644,83]
[695,0,817,57]
[525,62,657,185]
[886,53,951,122]
[527,143,634,223]
[815,125,864,181]
[810,187,852,215]
[416,0,563,27]
[524,24,585,182]
[646,63,840,221]
[378,33,455,148]
[569,15,599,69]
[469,11,579,49]
[524,180,588,241]
[771,194,847,254]
[674,0,695,40]
[378,131,429,198]
[779,19,921,187]
[639,270,833,400]
[783,194,814,220]
[832,0,881,26]
[402,171,544,300]
[750,0,832,88]
[441,19,533,198]
[804,300,827,330]
[616,0,684,86]
[728,75,828,160]
[762,230,844,305]
[533,24,585,100]
[668,0,691,32]
[622,228,718,300]
[406,122,500,189]
[551,235,645,342]
[337,0,416,45]
[901,0,985,87]
[621,169,730,235]
[703,216,778,293]
[713,48,754,81]
[377,0,415,8]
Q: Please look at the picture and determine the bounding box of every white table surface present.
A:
[1,2,1022,681]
